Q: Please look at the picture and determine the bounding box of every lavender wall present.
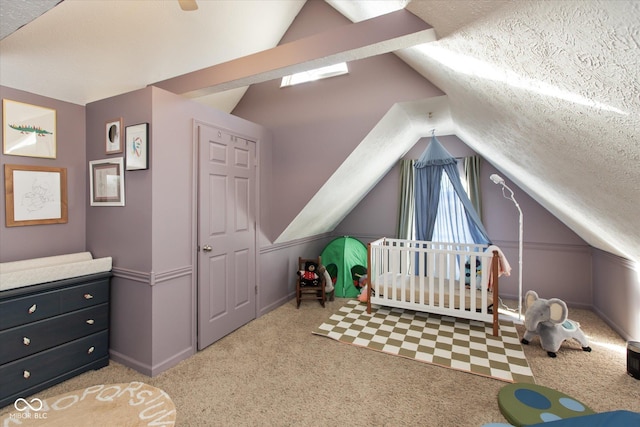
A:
[232,0,445,242]
[483,160,592,307]
[0,86,86,262]
[86,86,274,375]
[85,87,154,372]
[86,88,153,268]
[592,249,640,341]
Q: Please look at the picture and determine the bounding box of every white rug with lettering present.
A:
[0,382,176,426]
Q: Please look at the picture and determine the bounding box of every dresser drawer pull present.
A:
[86,319,95,325]
[28,304,37,314]
[84,293,94,300]
[23,337,31,346]
[87,346,95,354]
[23,370,31,379]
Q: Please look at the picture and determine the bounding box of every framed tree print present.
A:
[90,157,125,206]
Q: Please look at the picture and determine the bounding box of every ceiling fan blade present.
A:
[178,0,198,11]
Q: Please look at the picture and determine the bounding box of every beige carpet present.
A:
[313,300,535,383]
[1,298,638,426]
[0,382,175,426]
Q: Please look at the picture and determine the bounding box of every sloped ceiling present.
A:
[0,1,638,263]
[399,0,640,263]
[0,0,62,40]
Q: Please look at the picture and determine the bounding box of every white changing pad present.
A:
[0,252,112,291]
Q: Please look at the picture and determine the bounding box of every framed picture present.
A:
[2,99,57,158]
[125,123,149,170]
[105,118,123,154]
[89,157,125,206]
[4,164,67,227]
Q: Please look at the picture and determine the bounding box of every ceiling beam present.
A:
[152,9,435,99]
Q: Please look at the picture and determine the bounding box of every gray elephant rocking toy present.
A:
[520,290,592,358]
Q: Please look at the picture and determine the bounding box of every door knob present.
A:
[202,244,212,252]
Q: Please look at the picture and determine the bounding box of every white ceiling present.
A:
[1,0,638,263]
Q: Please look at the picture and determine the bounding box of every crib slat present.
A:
[427,252,436,306]
[448,250,456,310]
[438,252,445,308]
[459,254,466,313]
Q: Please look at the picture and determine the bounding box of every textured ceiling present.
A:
[1,0,638,263]
[0,0,62,40]
[400,0,640,263]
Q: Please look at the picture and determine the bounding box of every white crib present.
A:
[366,237,501,336]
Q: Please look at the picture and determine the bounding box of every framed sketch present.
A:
[90,157,125,206]
[125,123,149,170]
[2,99,57,159]
[105,118,123,154]
[4,164,67,227]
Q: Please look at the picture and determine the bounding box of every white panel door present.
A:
[198,124,256,350]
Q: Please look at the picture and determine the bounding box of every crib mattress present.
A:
[371,274,491,309]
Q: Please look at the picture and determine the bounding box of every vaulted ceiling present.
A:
[1,0,638,263]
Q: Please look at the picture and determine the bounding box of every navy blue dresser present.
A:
[0,272,111,409]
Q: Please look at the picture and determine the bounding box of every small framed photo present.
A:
[90,157,125,206]
[3,99,57,159]
[4,164,67,226]
[125,123,149,170]
[105,118,123,154]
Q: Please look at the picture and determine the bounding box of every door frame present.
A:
[191,119,261,351]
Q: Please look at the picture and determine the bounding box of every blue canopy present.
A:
[414,136,491,245]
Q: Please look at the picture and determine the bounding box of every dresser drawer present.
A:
[0,304,108,365]
[60,280,109,312]
[0,291,60,330]
[0,330,109,398]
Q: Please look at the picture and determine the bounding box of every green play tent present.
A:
[320,236,368,298]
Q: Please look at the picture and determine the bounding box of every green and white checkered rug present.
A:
[313,300,535,383]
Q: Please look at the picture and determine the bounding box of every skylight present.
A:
[280,63,348,87]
